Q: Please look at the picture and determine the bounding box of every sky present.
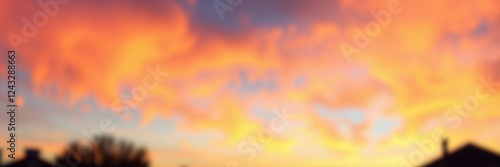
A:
[0,0,500,166]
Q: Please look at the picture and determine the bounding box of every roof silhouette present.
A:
[0,135,149,167]
[424,142,500,167]
[3,149,52,167]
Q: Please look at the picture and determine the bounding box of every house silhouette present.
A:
[1,149,51,167]
[2,140,500,167]
[423,139,500,167]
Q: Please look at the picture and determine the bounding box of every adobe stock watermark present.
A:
[55,65,168,167]
[7,0,70,49]
[340,0,403,63]
[226,106,296,167]
[110,65,169,121]
[213,0,243,21]
[397,74,500,167]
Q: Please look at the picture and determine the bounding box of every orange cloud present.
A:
[1,0,500,166]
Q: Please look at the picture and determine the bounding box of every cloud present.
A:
[1,0,500,166]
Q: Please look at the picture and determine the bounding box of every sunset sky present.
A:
[1,0,500,166]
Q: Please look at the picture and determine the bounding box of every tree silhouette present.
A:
[55,134,149,167]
